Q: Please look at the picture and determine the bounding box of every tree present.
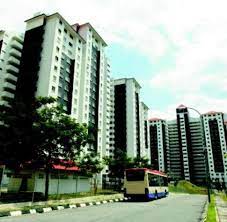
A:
[131,156,150,168]
[32,100,89,200]
[77,152,104,194]
[0,97,55,169]
[0,97,89,200]
[104,148,133,190]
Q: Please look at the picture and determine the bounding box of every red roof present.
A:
[149,117,163,121]
[203,111,223,115]
[125,168,167,177]
[52,160,79,172]
[177,104,186,109]
[53,164,79,171]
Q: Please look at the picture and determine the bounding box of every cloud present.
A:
[1,0,227,120]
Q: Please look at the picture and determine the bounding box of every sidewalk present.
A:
[216,196,227,222]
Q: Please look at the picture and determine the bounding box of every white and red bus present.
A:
[123,168,168,200]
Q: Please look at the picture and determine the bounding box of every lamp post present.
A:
[187,107,211,203]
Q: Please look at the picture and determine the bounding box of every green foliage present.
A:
[32,103,88,165]
[206,195,216,222]
[168,180,207,194]
[104,148,132,181]
[0,97,55,168]
[131,156,150,168]
[77,152,104,177]
[77,152,104,194]
[0,97,89,199]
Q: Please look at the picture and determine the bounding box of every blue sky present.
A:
[1,0,227,119]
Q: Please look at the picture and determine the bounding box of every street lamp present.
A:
[187,107,211,203]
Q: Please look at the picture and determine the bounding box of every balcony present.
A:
[5,73,17,82]
[11,40,23,51]
[3,81,16,91]
[12,35,23,44]
[9,48,21,59]
[1,91,14,99]
[6,65,19,75]
[8,56,20,66]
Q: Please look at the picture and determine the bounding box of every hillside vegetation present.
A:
[169,180,207,194]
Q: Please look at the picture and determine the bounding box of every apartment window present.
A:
[59,20,63,25]
[56,46,60,52]
[53,75,57,82]
[51,86,56,92]
[69,42,73,47]
[58,29,62,34]
[55,56,59,61]
[79,39,81,43]
[70,34,73,40]
[64,28,67,33]
[54,66,58,71]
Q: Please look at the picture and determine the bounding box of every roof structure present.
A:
[125,168,167,177]
[177,104,187,109]
[203,111,223,115]
[149,117,163,121]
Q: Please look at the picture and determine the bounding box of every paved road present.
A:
[0,194,207,222]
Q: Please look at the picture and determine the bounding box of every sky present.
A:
[0,0,227,120]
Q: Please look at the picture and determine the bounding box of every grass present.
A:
[168,180,207,194]
[219,192,227,202]
[206,194,216,222]
[48,189,119,200]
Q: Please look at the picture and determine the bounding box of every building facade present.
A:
[149,118,169,172]
[0,31,23,105]
[167,105,206,184]
[112,78,150,159]
[13,13,111,160]
[202,111,227,186]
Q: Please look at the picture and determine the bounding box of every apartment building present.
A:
[112,78,150,159]
[140,102,150,159]
[0,31,23,105]
[202,111,227,186]
[149,118,169,172]
[14,12,111,158]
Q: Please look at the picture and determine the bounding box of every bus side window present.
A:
[159,176,164,186]
[148,174,159,186]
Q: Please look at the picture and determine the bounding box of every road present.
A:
[0,194,207,222]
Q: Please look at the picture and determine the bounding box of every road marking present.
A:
[57,206,64,210]
[29,209,37,214]
[43,207,52,213]
[10,211,22,217]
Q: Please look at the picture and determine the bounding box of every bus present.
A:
[123,168,168,200]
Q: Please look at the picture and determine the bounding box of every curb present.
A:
[200,200,208,222]
[0,197,129,218]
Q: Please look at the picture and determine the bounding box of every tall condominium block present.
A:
[15,12,110,157]
[73,22,110,154]
[202,111,227,186]
[168,119,183,180]
[140,102,150,159]
[149,118,169,172]
[167,105,206,184]
[16,13,84,117]
[0,31,23,105]
[112,78,149,159]
[176,104,194,181]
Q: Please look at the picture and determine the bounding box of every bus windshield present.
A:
[126,170,145,181]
